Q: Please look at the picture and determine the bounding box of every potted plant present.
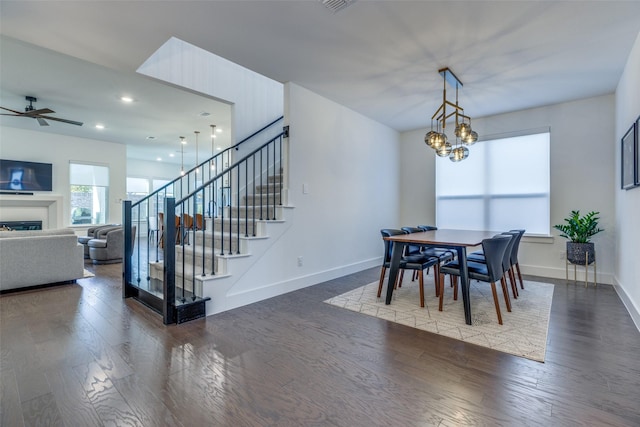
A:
[553,210,604,265]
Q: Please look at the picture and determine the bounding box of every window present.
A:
[436,132,550,235]
[127,177,150,205]
[70,163,109,225]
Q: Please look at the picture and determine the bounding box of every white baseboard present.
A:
[612,276,640,333]
[520,263,613,285]
[206,257,381,315]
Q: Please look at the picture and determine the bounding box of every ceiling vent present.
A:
[319,0,355,13]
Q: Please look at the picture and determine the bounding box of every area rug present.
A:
[83,269,95,278]
[324,274,554,362]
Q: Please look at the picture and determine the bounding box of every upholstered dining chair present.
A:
[438,234,512,325]
[195,213,205,231]
[377,229,441,308]
[401,226,454,296]
[468,231,521,299]
[509,229,526,290]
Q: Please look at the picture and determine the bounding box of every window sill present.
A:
[522,234,554,244]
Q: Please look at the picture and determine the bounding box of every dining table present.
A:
[383,229,499,325]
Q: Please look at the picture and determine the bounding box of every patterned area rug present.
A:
[325,274,554,362]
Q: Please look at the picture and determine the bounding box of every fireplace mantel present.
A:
[0,194,63,229]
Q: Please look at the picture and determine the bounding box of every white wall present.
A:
[399,95,616,284]
[126,158,182,182]
[399,129,437,227]
[0,126,127,228]
[137,37,283,143]
[615,31,640,328]
[219,83,400,302]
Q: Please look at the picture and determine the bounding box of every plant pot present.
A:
[566,242,595,265]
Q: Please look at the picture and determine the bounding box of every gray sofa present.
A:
[0,228,85,292]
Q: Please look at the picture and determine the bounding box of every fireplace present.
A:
[0,220,43,231]
[0,194,62,229]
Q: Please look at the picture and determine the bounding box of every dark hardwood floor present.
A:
[1,263,639,426]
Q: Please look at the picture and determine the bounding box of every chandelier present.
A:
[425,68,478,162]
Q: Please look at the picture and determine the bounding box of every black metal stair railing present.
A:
[123,117,285,324]
[161,132,284,322]
[122,117,283,323]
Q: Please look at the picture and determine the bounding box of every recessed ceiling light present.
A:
[95,124,105,129]
[169,153,175,157]
[121,96,134,103]
[146,136,156,140]
[199,111,211,117]
[156,157,162,161]
[216,128,222,133]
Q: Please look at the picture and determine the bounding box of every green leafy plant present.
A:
[553,210,604,243]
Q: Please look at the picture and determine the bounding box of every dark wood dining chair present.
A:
[467,231,521,299]
[378,229,441,308]
[195,213,205,231]
[439,234,512,324]
[401,226,453,297]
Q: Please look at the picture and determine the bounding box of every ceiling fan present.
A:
[0,96,83,127]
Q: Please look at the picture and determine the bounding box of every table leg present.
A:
[457,247,472,325]
[385,241,405,305]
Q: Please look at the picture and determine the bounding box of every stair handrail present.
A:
[131,116,283,209]
[176,131,285,205]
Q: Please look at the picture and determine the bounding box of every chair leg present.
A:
[500,277,512,312]
[397,270,405,288]
[490,281,503,325]
[434,264,440,297]
[377,266,387,298]
[509,268,519,298]
[438,272,445,311]
[508,268,518,299]
[418,271,425,308]
[516,262,525,289]
[452,275,459,301]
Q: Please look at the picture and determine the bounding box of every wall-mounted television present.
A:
[0,159,53,192]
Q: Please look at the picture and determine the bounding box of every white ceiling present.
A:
[1,1,640,162]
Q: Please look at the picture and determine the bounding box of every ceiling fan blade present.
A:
[36,117,50,126]
[0,106,24,115]
[23,108,55,117]
[39,115,83,126]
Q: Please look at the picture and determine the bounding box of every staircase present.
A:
[148,172,285,291]
[123,119,288,324]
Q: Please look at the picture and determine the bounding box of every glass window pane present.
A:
[127,177,149,194]
[488,134,549,194]
[436,144,486,196]
[70,162,109,225]
[488,196,549,235]
[437,197,485,230]
[435,132,550,234]
[70,163,109,186]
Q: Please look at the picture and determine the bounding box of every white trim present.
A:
[520,263,613,286]
[613,276,640,333]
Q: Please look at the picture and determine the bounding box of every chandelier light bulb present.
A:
[436,142,452,157]
[455,122,471,139]
[425,131,437,148]
[449,146,469,162]
[463,130,478,145]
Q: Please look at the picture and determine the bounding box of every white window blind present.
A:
[436,132,550,235]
